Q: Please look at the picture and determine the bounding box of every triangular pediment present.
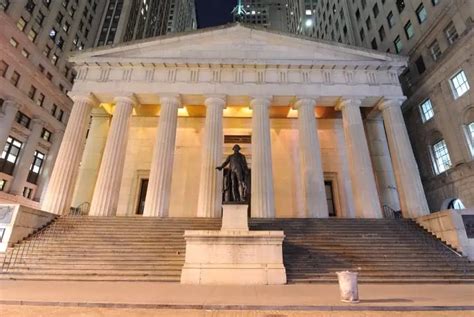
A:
[70,24,406,69]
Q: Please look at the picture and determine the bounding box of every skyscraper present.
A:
[95,0,197,46]
[235,0,474,211]
[0,0,106,206]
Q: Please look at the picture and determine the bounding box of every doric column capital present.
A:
[377,97,406,111]
[204,95,226,109]
[159,94,181,108]
[335,97,363,111]
[294,98,316,109]
[91,107,111,118]
[114,94,138,106]
[71,94,100,107]
[249,96,272,109]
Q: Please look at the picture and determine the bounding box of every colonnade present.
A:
[41,94,429,219]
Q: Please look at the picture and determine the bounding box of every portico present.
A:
[41,24,429,219]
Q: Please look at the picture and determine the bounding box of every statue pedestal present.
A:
[180,205,286,285]
[221,204,248,231]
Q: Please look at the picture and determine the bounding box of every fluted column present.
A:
[34,129,64,202]
[365,117,401,211]
[379,99,429,218]
[337,98,382,218]
[197,96,225,217]
[9,118,43,195]
[250,97,275,218]
[72,109,111,207]
[295,98,328,218]
[41,95,97,214]
[89,96,136,216]
[0,100,19,152]
[143,95,181,217]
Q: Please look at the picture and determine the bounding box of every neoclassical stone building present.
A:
[41,24,430,219]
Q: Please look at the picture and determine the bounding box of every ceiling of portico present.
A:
[70,24,407,71]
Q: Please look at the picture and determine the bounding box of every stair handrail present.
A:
[1,204,88,273]
[382,205,402,219]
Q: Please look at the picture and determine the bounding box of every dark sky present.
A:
[195,0,237,29]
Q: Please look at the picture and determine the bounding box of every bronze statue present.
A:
[217,144,250,203]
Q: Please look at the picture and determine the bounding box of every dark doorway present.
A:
[325,181,336,217]
[136,179,149,215]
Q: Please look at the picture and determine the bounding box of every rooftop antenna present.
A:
[232,0,247,22]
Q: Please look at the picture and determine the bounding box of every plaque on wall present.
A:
[462,215,474,239]
[224,135,251,144]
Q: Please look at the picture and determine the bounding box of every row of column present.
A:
[41,94,429,219]
[0,100,63,202]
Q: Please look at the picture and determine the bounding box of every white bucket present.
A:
[336,271,359,303]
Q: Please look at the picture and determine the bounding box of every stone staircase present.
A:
[1,216,473,283]
[251,218,474,283]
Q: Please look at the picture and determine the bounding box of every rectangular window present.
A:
[51,104,58,116]
[445,22,458,44]
[16,111,31,128]
[28,29,38,42]
[387,12,395,28]
[43,45,52,57]
[36,11,45,25]
[429,40,442,61]
[450,70,470,99]
[432,0,440,5]
[10,71,20,87]
[9,38,18,47]
[23,187,33,199]
[27,150,45,184]
[396,0,405,13]
[41,128,52,142]
[21,49,30,58]
[28,85,37,100]
[415,56,426,74]
[416,3,427,23]
[17,17,27,31]
[378,26,386,41]
[0,61,8,77]
[58,109,64,122]
[366,17,372,30]
[404,21,414,39]
[0,179,5,191]
[394,36,402,53]
[432,140,452,174]
[37,93,45,107]
[419,99,434,122]
[372,3,379,18]
[0,137,23,175]
[51,54,58,65]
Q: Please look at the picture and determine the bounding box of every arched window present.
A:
[448,199,465,210]
[441,198,465,210]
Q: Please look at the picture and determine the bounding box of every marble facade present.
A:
[41,24,429,219]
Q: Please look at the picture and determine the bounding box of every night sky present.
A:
[195,0,237,29]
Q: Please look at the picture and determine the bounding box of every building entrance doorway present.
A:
[325,181,336,217]
[136,179,148,215]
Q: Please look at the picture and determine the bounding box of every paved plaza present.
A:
[1,281,473,316]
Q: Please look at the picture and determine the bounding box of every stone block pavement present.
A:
[0,281,473,316]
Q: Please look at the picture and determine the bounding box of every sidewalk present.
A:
[1,281,473,311]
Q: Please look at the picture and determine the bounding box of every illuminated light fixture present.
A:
[251,10,256,15]
[305,19,313,27]
[177,107,189,117]
[305,9,312,15]
[287,108,298,118]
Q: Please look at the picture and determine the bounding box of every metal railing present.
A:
[382,205,403,219]
[1,207,86,273]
